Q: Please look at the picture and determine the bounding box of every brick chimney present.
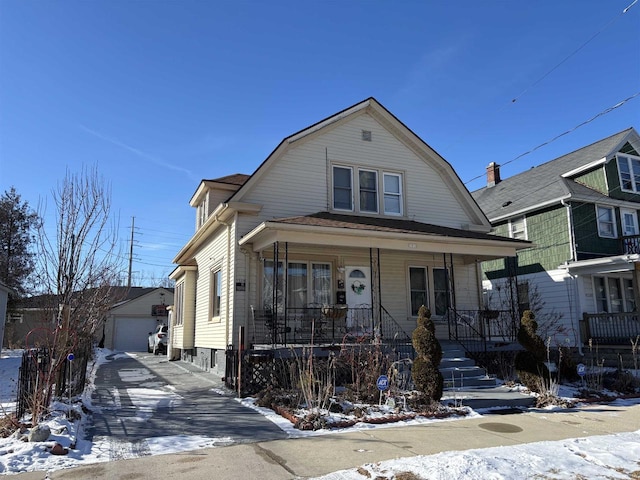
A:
[486,162,501,187]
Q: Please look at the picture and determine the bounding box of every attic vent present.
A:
[362,130,372,141]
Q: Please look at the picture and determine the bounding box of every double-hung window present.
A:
[509,216,527,240]
[433,268,450,316]
[359,169,378,213]
[597,205,617,238]
[383,173,402,215]
[211,268,222,320]
[333,165,404,216]
[175,281,184,326]
[263,260,332,311]
[618,154,640,192]
[621,209,639,236]
[333,166,353,210]
[594,276,632,313]
[409,266,427,316]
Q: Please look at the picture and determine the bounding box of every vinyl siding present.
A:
[240,113,474,229]
[193,222,234,349]
[483,268,579,347]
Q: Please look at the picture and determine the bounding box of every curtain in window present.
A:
[333,167,352,210]
[359,170,378,212]
[433,268,450,316]
[312,263,331,305]
[409,267,427,316]
[263,260,284,313]
[287,262,307,309]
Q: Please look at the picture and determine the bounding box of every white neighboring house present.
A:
[170,98,528,377]
[103,287,174,352]
[0,281,12,353]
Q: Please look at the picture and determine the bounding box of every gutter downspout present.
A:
[217,213,233,349]
[562,199,583,354]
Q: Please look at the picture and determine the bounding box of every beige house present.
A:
[170,98,528,377]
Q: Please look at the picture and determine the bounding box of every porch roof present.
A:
[559,254,640,275]
[239,212,530,260]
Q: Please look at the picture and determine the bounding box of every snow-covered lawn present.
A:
[1,348,639,478]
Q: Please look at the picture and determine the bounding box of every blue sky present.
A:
[1,1,639,285]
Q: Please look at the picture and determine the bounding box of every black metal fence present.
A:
[447,308,518,353]
[15,343,92,420]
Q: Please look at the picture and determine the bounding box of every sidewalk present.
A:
[12,401,640,480]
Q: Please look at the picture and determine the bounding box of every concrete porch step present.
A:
[439,357,475,369]
[443,375,497,388]
[441,385,535,410]
[440,365,487,379]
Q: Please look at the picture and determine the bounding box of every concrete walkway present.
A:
[13,396,640,479]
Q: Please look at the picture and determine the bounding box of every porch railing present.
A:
[447,308,517,352]
[581,312,640,345]
[622,234,640,254]
[249,305,375,346]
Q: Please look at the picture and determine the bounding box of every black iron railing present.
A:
[581,312,640,345]
[447,308,517,353]
[622,235,640,254]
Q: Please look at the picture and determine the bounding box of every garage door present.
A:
[114,317,160,352]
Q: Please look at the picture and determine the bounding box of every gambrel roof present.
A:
[226,97,491,229]
[472,128,639,222]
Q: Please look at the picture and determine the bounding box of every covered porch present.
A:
[562,254,640,346]
[239,212,528,351]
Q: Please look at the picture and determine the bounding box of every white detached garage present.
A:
[103,287,174,352]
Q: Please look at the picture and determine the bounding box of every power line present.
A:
[510,0,638,104]
[464,92,640,186]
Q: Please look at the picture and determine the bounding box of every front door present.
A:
[345,266,372,330]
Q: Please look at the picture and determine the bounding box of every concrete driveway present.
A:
[86,352,287,458]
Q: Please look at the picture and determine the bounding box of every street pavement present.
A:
[11,354,640,479]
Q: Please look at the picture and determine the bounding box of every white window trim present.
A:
[358,168,379,213]
[596,205,617,238]
[592,275,632,313]
[262,259,333,309]
[383,172,403,216]
[210,266,223,322]
[175,281,184,326]
[509,216,527,240]
[408,265,428,317]
[332,164,405,217]
[332,165,354,212]
[617,153,640,193]
[621,208,638,236]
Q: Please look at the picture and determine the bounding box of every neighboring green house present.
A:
[473,127,640,346]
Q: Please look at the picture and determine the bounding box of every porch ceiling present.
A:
[239,212,529,261]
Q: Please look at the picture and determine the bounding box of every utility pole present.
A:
[127,217,135,289]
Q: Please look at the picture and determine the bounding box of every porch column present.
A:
[634,262,640,313]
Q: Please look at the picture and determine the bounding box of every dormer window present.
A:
[617,153,640,193]
[196,194,209,229]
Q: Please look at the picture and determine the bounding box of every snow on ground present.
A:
[1,348,639,478]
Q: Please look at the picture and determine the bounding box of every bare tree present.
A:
[24,166,127,422]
